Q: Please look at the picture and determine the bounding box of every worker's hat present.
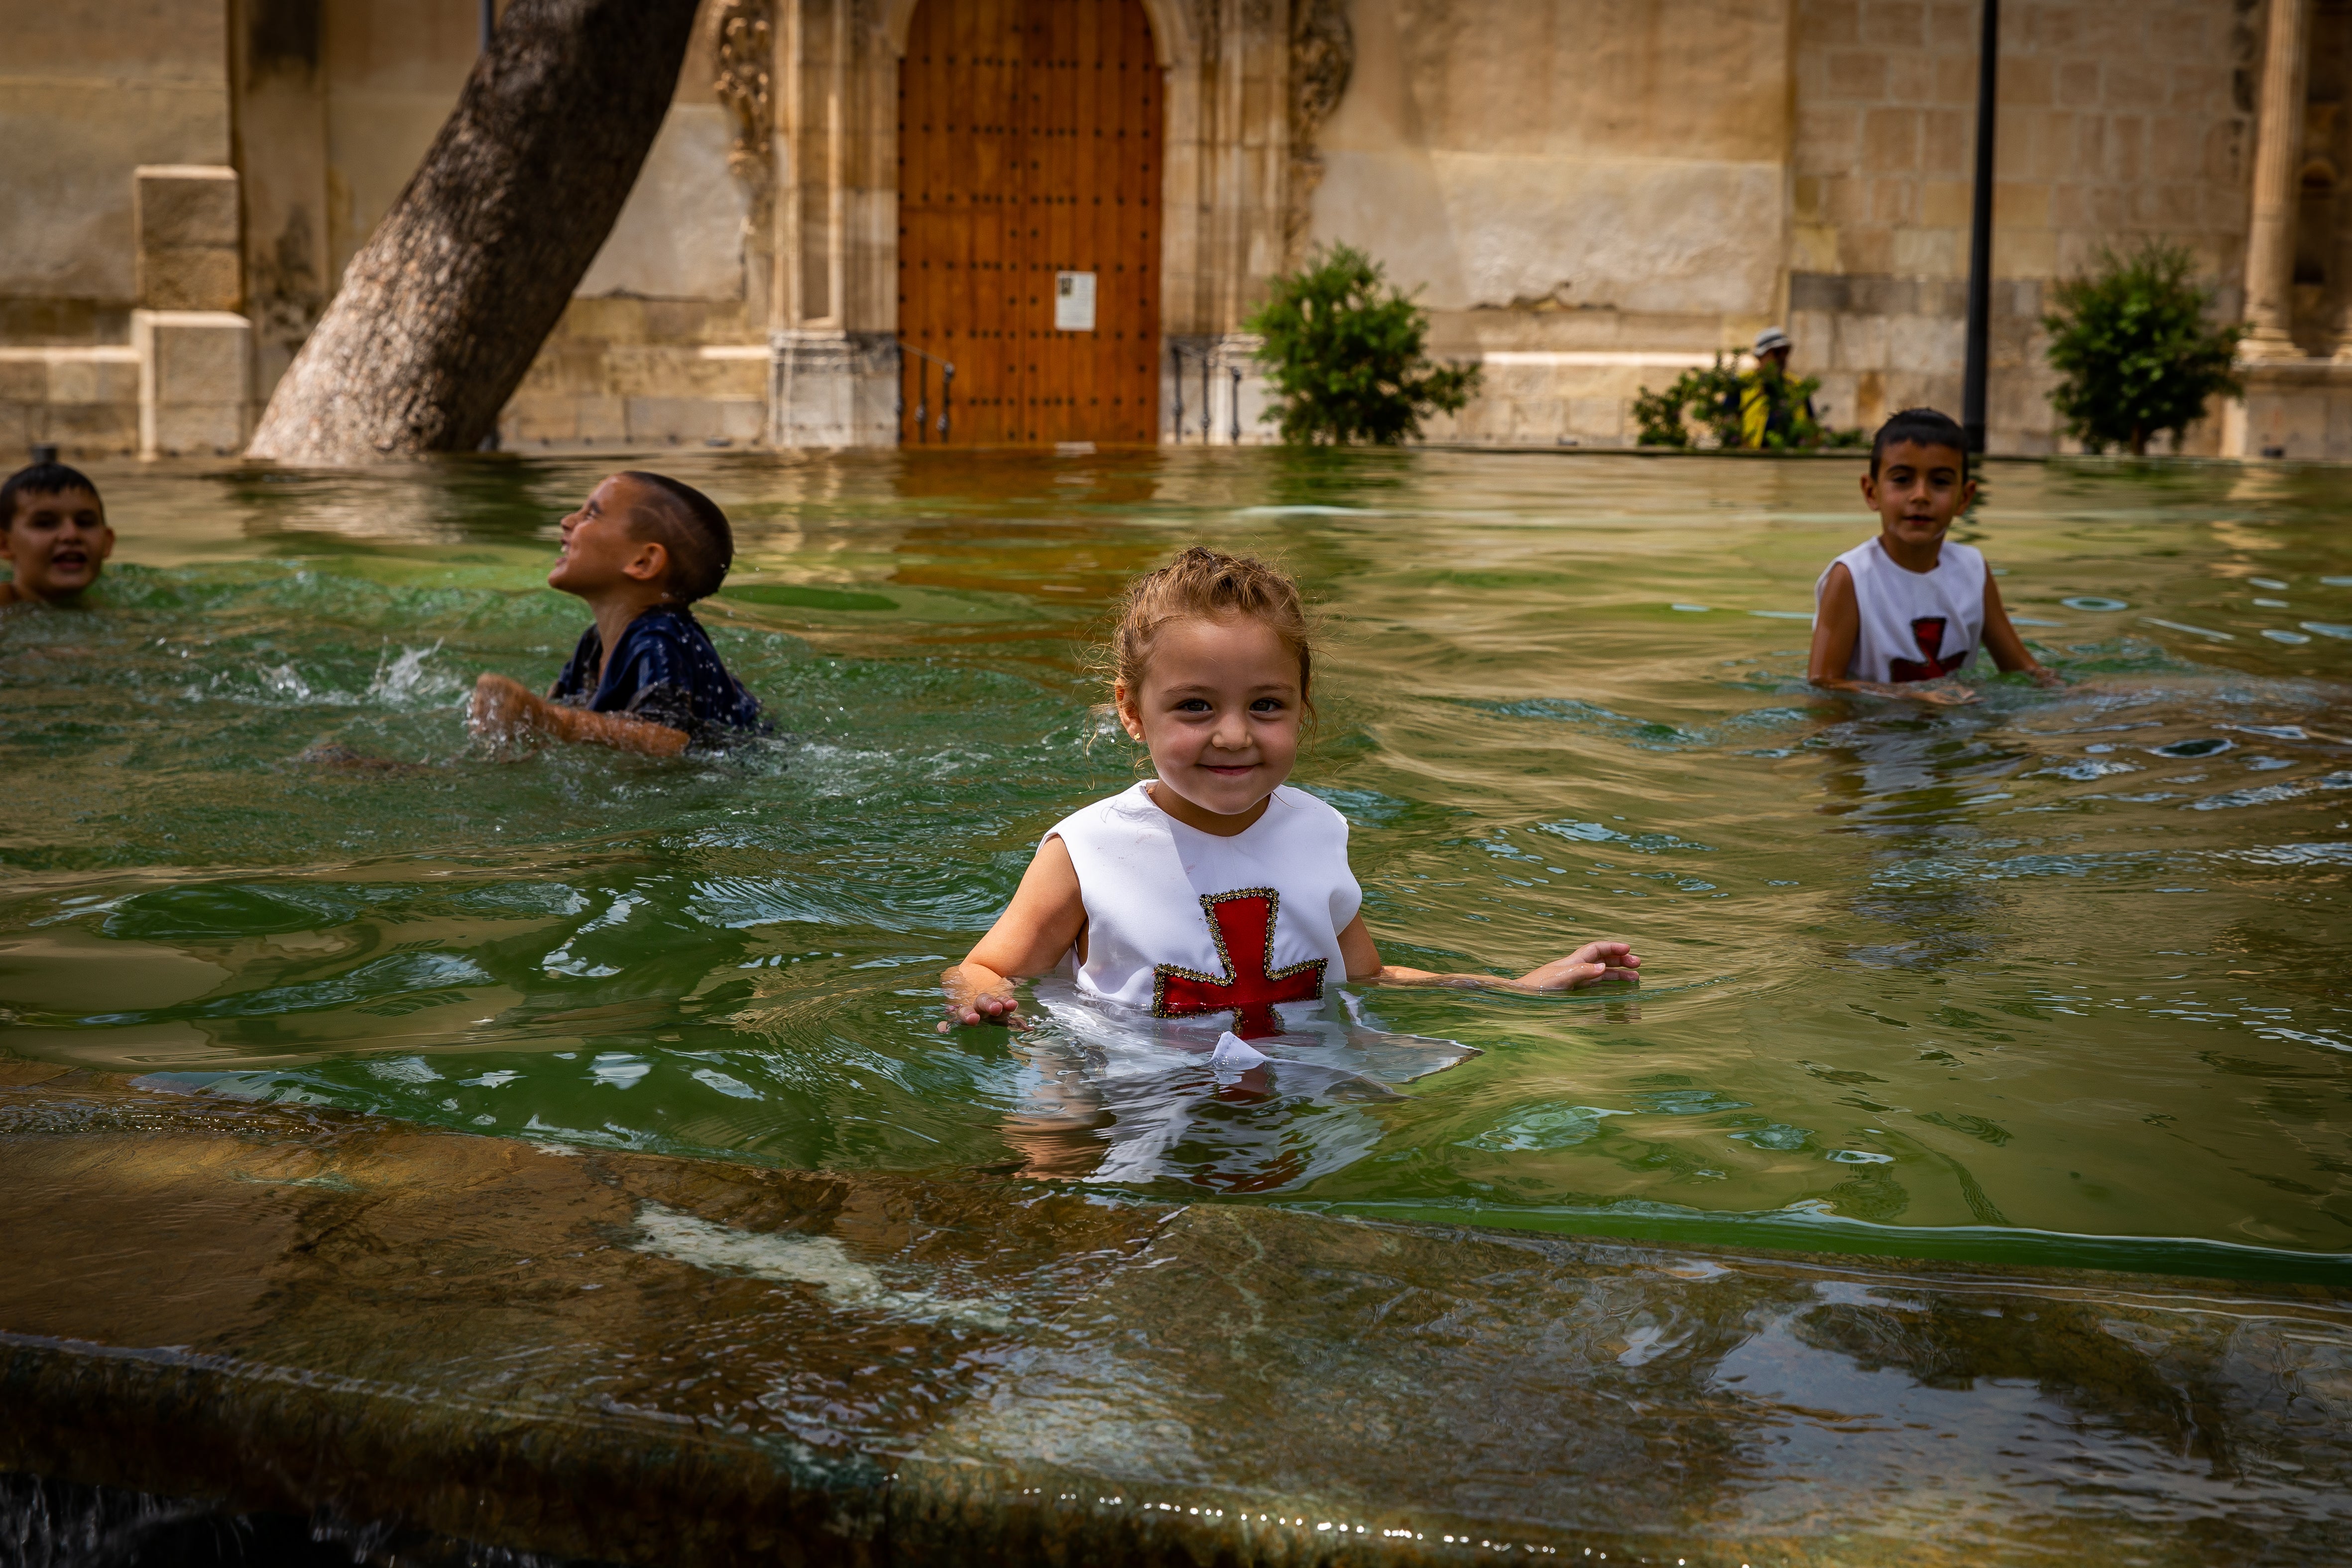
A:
[1753,326,1793,355]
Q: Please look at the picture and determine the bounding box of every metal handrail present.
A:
[895,335,1242,447]
[1170,343,1246,444]
[1169,342,1212,444]
[896,337,955,443]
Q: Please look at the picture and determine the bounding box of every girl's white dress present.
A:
[1015,779,1474,1193]
[1044,780,1360,1039]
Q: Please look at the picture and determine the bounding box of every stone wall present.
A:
[500,301,768,450]
[0,0,2328,460]
[1310,0,1792,448]
[0,1,237,453]
[1785,0,2261,453]
[0,2,233,341]
[0,0,765,459]
[1307,0,2265,453]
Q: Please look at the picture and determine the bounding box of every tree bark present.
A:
[246,0,704,465]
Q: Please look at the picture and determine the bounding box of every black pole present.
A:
[479,0,494,53]
[1961,0,1999,453]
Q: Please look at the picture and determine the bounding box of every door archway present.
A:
[897,0,1162,445]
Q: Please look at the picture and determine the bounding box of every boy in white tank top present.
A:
[1809,407,2061,704]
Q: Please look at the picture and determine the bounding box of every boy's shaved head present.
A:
[1,461,101,529]
[1870,407,1970,477]
[614,471,733,603]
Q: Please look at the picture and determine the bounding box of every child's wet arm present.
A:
[542,703,690,756]
[1982,571,2061,681]
[1339,917,1638,991]
[940,837,1086,1027]
[1806,564,1864,689]
[1341,913,1501,986]
[470,674,689,756]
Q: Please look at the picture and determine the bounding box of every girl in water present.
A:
[940,547,1640,1038]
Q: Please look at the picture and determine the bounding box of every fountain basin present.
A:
[4,1060,2347,1567]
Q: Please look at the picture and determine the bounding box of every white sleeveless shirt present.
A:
[1046,781,1361,1039]
[1818,537,1988,684]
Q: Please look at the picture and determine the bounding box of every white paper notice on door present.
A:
[1055,271,1097,332]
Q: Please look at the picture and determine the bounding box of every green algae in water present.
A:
[723,583,899,612]
[5,449,2352,1282]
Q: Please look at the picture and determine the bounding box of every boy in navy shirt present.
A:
[470,471,762,756]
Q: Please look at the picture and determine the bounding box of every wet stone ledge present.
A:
[0,1061,2348,1567]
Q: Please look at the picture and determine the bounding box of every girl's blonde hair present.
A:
[1109,546,1314,701]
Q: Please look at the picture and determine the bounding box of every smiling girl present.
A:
[940,547,1641,1038]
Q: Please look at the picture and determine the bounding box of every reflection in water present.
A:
[2,450,2351,1276]
[1006,982,1476,1192]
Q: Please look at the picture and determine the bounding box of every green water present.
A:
[4,450,2350,1280]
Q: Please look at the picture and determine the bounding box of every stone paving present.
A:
[2,1059,2347,1567]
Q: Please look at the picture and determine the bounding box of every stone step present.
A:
[1,1061,2346,1567]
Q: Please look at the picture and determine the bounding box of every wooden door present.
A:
[898,0,1161,446]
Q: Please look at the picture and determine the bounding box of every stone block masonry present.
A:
[133,166,242,315]
[0,165,249,459]
[1783,0,2258,453]
[0,347,139,456]
[497,298,776,450]
[133,310,251,457]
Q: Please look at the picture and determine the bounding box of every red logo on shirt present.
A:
[1888,615,1968,682]
[1153,887,1326,1039]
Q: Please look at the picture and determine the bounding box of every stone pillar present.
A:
[131,164,249,455]
[768,0,898,446]
[1159,0,1290,438]
[229,7,332,405]
[2244,0,2314,358]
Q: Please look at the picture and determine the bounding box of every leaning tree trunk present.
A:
[247,0,703,464]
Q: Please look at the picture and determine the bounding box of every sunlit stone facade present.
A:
[4,0,2346,457]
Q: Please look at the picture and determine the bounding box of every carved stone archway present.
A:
[877,0,1194,64]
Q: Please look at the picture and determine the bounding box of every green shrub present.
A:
[2043,241,2244,456]
[1633,358,1743,448]
[1246,243,1482,445]
[1633,356,1854,450]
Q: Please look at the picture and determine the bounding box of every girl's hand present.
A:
[939,963,1029,1032]
[937,838,1086,1037]
[1518,941,1641,990]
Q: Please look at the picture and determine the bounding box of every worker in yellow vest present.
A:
[1740,326,1817,448]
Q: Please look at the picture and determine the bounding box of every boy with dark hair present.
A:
[1,461,114,607]
[470,471,763,756]
[1808,407,2060,705]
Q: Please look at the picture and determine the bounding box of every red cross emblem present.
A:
[1888,615,1969,682]
[1153,887,1326,1040]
